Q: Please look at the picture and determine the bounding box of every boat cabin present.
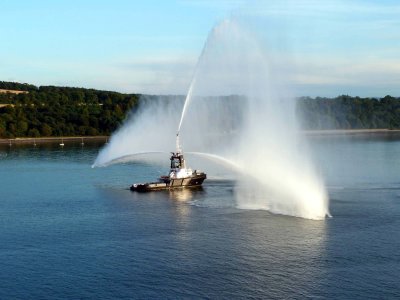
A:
[170,152,186,170]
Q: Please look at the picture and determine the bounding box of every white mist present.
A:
[94,18,330,220]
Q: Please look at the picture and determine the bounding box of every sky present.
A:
[0,0,399,97]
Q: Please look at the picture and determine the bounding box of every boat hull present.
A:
[130,173,206,192]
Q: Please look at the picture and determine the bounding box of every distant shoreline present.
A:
[303,129,400,136]
[1,129,400,145]
[0,136,108,144]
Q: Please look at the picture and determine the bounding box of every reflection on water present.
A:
[223,211,328,296]
[169,188,205,241]
[160,183,329,297]
[168,187,204,202]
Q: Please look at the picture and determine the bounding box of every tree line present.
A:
[0,81,37,91]
[0,81,399,138]
[0,82,138,138]
[297,95,400,130]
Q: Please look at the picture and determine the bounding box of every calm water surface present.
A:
[0,135,399,299]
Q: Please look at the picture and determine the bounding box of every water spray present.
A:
[94,17,330,220]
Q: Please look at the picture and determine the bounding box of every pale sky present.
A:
[1,0,399,97]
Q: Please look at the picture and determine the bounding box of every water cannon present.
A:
[176,132,182,153]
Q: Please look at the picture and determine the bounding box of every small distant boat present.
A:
[130,135,206,192]
[60,138,64,147]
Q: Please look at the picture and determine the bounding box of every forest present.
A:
[297,95,400,130]
[0,81,138,138]
[0,81,399,138]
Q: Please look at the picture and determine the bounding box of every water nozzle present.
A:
[176,132,181,153]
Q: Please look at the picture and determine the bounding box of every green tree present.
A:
[28,128,40,137]
[40,124,52,136]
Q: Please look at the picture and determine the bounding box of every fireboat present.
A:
[130,134,206,192]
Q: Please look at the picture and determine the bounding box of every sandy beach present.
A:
[0,136,109,145]
[303,128,400,136]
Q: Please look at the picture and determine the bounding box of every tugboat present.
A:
[130,135,206,192]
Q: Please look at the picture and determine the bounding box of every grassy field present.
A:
[0,89,28,94]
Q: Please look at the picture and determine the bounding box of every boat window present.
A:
[171,158,180,168]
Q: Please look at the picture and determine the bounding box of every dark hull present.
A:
[130,173,206,192]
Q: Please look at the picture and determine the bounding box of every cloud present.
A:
[108,54,197,94]
[287,56,400,96]
[2,0,398,97]
[117,55,195,72]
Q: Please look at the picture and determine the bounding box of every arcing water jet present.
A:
[175,18,329,219]
[94,17,330,220]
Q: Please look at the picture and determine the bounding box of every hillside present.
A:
[0,81,399,138]
[0,81,139,138]
[297,95,400,130]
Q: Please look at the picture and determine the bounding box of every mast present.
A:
[176,132,181,153]
[175,132,186,169]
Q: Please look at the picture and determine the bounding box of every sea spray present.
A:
[94,18,330,219]
[178,19,329,219]
[93,96,183,167]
